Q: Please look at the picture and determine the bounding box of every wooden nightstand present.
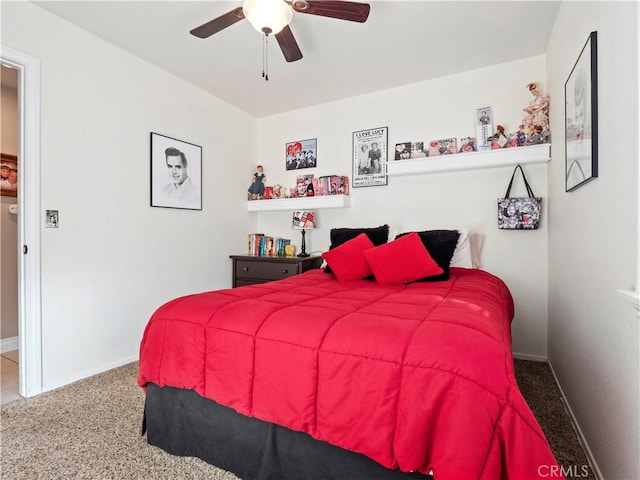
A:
[230,255,324,288]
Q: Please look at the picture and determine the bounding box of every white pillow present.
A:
[450,229,473,268]
[451,229,484,269]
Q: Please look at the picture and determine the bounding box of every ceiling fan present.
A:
[190,0,371,64]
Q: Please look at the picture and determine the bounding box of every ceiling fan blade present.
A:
[190,7,245,38]
[275,26,303,63]
[294,1,370,23]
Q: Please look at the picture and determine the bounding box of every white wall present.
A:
[546,2,639,479]
[2,2,257,391]
[1,82,19,341]
[255,56,550,358]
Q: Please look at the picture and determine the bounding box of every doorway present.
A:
[0,65,20,402]
[1,45,43,398]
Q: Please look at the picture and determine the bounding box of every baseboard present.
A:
[512,351,547,362]
[547,359,604,480]
[0,336,19,354]
[42,354,138,394]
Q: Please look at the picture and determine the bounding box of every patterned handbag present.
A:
[497,164,542,230]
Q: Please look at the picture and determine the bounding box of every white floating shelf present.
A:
[387,143,551,177]
[247,195,351,212]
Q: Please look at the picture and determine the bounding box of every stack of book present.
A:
[248,234,292,257]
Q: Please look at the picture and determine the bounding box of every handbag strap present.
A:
[504,164,536,198]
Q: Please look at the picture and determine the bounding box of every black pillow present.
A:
[325,225,390,274]
[330,224,390,249]
[394,230,460,282]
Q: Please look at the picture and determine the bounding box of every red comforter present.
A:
[138,268,561,479]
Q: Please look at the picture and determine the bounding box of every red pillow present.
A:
[322,233,375,282]
[362,232,443,286]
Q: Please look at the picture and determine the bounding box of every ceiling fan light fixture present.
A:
[291,0,310,11]
[243,0,293,35]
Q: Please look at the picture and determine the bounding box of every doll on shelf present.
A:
[248,165,266,200]
[490,125,508,149]
[523,82,550,137]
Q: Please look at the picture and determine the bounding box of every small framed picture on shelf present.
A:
[410,142,427,158]
[428,138,457,156]
[353,127,388,188]
[394,142,411,160]
[458,137,476,153]
[293,174,315,197]
[286,138,317,170]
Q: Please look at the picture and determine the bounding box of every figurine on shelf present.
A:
[523,82,550,138]
[529,124,551,145]
[248,165,266,200]
[489,125,508,149]
[510,129,527,148]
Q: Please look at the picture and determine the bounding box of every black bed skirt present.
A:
[144,384,432,480]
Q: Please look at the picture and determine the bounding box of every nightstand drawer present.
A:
[230,255,323,288]
[236,260,299,281]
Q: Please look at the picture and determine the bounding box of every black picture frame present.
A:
[352,127,388,188]
[565,31,598,192]
[150,132,202,210]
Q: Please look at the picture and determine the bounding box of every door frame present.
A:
[2,45,43,397]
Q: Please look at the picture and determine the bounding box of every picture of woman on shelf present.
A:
[295,177,307,197]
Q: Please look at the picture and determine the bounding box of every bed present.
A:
[138,228,562,480]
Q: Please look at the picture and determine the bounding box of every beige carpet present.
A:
[1,360,593,479]
[1,362,239,479]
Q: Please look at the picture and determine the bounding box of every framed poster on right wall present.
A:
[565,31,598,192]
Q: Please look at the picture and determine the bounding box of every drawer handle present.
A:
[282,269,288,274]
[243,267,249,272]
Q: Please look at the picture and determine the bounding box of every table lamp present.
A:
[291,210,315,258]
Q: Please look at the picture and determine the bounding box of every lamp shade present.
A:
[243,0,293,35]
[292,211,315,230]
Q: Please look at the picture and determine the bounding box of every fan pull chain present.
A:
[262,34,269,81]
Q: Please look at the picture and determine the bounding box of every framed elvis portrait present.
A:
[352,127,388,188]
[565,31,598,192]
[150,132,202,210]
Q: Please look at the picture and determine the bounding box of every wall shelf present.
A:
[247,195,351,212]
[387,143,551,177]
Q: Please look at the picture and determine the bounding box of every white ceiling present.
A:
[31,1,561,118]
